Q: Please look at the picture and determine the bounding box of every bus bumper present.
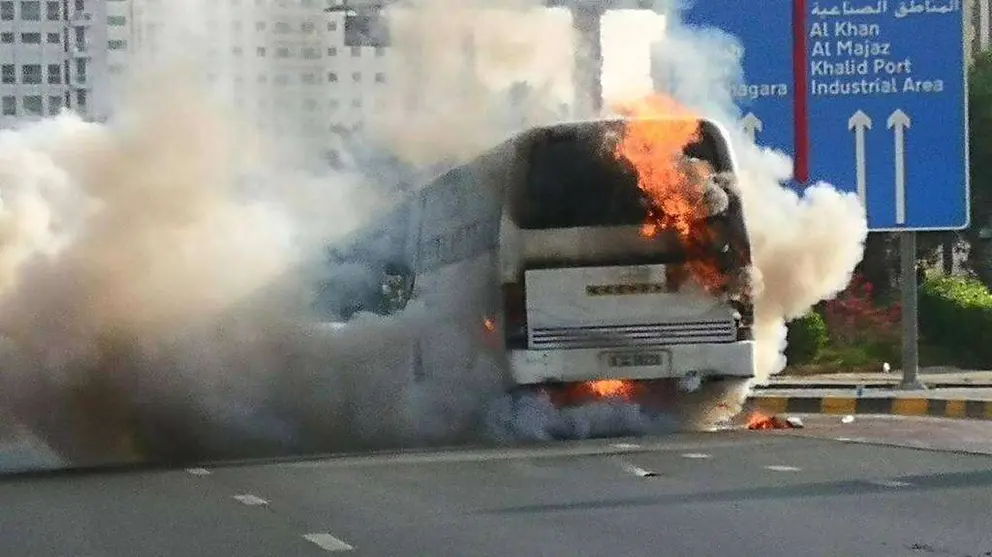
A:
[507,341,756,386]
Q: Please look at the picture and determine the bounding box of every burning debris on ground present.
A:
[746,411,804,430]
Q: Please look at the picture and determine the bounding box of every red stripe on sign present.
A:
[792,0,810,183]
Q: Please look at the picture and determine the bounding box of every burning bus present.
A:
[316,107,757,415]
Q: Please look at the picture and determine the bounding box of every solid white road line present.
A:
[185,468,211,476]
[681,453,712,459]
[232,494,269,507]
[303,533,355,552]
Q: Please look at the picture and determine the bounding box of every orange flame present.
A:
[585,379,633,399]
[611,95,730,295]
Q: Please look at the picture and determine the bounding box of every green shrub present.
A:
[919,275,992,367]
[785,310,829,365]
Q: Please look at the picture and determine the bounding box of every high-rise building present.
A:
[0,0,126,128]
[0,0,74,126]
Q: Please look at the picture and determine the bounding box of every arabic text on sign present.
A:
[811,0,960,18]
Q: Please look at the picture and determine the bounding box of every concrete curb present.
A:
[748,395,992,420]
[756,383,992,390]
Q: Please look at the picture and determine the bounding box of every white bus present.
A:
[316,116,756,415]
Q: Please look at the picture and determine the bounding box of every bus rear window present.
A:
[514,120,731,231]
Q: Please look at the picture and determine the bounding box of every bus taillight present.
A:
[502,282,528,349]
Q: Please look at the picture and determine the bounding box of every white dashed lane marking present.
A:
[304,533,355,552]
[611,443,641,450]
[617,459,658,477]
[182,466,355,552]
[681,453,712,459]
[232,494,270,507]
[764,465,802,472]
[866,479,912,488]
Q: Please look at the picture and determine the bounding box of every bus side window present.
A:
[380,262,415,314]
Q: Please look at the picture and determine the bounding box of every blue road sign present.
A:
[678,0,969,232]
[679,2,797,168]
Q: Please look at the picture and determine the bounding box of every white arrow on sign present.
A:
[887,109,911,225]
[847,110,872,207]
[741,112,763,143]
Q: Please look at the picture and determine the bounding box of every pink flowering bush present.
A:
[821,274,901,349]
[784,274,903,373]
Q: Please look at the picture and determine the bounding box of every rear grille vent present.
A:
[529,320,735,349]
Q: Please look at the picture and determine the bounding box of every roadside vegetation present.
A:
[784,273,992,374]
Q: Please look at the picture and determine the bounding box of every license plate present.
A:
[605,351,665,368]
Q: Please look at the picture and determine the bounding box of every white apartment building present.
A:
[0,0,127,128]
[2,0,392,150]
[124,0,392,155]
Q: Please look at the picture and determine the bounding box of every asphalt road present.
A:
[2,419,992,557]
[0,410,63,473]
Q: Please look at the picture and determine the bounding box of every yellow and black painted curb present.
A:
[748,396,992,420]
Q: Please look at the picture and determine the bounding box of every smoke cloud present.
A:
[0,72,382,466]
[0,0,866,470]
[369,0,576,168]
[0,17,398,465]
[0,0,581,468]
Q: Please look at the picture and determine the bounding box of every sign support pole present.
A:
[980,0,990,52]
[900,231,925,390]
[571,6,603,117]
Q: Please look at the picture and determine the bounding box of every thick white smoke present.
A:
[0,0,583,468]
[368,0,576,168]
[0,70,390,465]
[0,19,398,465]
[0,0,867,469]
